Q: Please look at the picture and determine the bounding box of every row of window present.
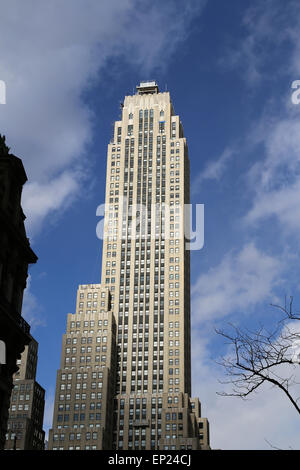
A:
[61,372,103,380]
[13,384,32,391]
[10,404,30,411]
[65,348,107,357]
[79,292,100,299]
[65,356,107,364]
[57,413,101,422]
[66,335,107,345]
[58,403,101,411]
[59,388,103,401]
[53,431,99,441]
[59,392,102,401]
[70,320,108,328]
[53,446,99,450]
[61,381,105,391]
[11,394,30,401]
[77,302,99,308]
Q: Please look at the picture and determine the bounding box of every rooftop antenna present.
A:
[165,83,167,91]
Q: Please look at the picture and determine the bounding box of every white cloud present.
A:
[44,388,55,438]
[219,0,299,85]
[246,179,300,232]
[192,147,235,194]
[244,114,300,234]
[22,170,81,235]
[193,2,300,447]
[0,0,207,236]
[250,116,300,190]
[22,274,45,329]
[220,2,300,238]
[191,243,283,324]
[191,329,300,449]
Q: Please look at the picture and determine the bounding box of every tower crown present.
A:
[136,80,159,94]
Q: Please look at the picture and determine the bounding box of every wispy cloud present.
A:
[0,0,207,237]
[191,325,300,449]
[192,2,300,448]
[22,170,82,235]
[219,0,299,86]
[246,179,300,232]
[22,274,45,330]
[43,387,55,439]
[192,147,235,195]
[245,114,300,234]
[218,1,300,240]
[192,243,284,325]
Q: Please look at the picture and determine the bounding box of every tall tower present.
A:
[49,82,210,450]
[104,81,210,450]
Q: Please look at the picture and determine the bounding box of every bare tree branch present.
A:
[216,300,300,415]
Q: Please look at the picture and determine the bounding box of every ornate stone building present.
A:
[0,135,37,449]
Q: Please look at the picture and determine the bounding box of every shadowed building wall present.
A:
[5,338,45,450]
[0,135,37,450]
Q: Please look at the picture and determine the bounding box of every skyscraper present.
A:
[5,338,45,450]
[48,284,116,450]
[49,81,210,450]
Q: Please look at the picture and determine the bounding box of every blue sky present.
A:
[1,0,300,449]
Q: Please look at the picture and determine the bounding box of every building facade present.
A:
[0,135,38,450]
[5,338,45,450]
[48,284,116,450]
[49,82,210,450]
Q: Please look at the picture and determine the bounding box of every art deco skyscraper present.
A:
[49,81,210,450]
[49,284,116,450]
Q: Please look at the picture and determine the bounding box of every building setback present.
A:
[0,135,38,450]
[5,338,45,450]
[48,284,116,450]
[49,82,210,450]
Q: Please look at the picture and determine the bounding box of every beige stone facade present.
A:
[49,82,210,450]
[48,284,116,450]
